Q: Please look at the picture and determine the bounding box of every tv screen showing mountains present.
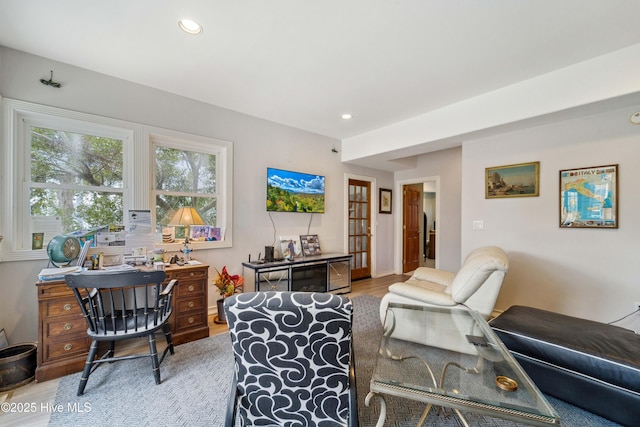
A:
[267,168,325,213]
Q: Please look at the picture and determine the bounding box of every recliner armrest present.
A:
[410,267,455,286]
[388,282,456,306]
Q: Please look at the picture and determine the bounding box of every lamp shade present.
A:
[168,207,205,226]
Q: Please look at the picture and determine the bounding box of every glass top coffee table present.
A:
[365,303,560,426]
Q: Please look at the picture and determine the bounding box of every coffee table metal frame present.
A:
[365,303,560,427]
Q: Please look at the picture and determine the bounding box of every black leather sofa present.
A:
[489,305,640,427]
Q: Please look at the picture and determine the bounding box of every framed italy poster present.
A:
[559,164,618,228]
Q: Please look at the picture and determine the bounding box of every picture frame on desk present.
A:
[280,235,302,259]
[300,234,322,256]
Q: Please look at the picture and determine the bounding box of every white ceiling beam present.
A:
[342,43,640,170]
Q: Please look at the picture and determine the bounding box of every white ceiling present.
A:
[1,0,640,141]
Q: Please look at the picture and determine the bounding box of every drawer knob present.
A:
[188,285,195,292]
[63,303,72,311]
[63,343,73,351]
[188,317,194,324]
[188,301,195,308]
[189,272,195,277]
[64,323,72,331]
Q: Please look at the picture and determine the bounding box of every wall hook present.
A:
[40,70,61,88]
[331,146,339,153]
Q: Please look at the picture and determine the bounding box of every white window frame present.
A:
[1,98,233,262]
[147,126,233,251]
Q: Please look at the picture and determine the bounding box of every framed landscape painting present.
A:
[559,164,618,228]
[486,162,540,199]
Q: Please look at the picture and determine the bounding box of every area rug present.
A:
[50,295,621,426]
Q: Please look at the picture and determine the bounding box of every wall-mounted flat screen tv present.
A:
[267,167,325,213]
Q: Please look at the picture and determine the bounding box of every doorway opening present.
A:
[396,177,439,274]
[422,185,436,269]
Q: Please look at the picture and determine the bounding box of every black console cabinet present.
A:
[242,253,352,294]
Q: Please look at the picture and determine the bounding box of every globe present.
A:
[46,235,81,267]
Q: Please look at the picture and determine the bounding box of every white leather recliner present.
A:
[379,246,509,350]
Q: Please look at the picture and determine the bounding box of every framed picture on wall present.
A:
[379,188,392,214]
[559,164,618,228]
[486,161,540,198]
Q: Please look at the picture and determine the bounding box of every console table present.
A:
[242,253,352,294]
[35,263,209,382]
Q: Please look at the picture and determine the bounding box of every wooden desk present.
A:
[35,263,209,382]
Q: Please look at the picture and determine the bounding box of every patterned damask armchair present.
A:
[224,291,358,426]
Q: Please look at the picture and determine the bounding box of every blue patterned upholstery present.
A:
[224,291,357,426]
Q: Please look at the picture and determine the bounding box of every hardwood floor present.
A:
[0,274,407,426]
[208,273,404,336]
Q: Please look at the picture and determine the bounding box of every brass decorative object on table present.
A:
[495,375,518,392]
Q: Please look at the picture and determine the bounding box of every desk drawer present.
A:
[45,316,86,339]
[44,337,88,361]
[176,280,205,297]
[176,312,206,330]
[177,295,206,313]
[45,298,80,318]
[38,283,74,299]
[167,268,208,281]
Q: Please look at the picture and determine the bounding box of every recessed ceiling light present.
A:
[630,111,640,125]
[179,19,202,35]
[341,113,353,120]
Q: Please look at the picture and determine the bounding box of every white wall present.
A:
[461,104,640,330]
[0,47,394,343]
[395,147,462,272]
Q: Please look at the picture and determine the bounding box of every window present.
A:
[1,99,233,262]
[29,126,125,237]
[154,145,218,232]
[148,127,233,250]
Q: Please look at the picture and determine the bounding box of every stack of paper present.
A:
[38,266,83,281]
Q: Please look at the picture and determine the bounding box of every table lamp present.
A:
[168,207,205,259]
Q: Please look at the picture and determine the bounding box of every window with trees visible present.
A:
[153,140,221,240]
[1,99,233,262]
[30,126,125,235]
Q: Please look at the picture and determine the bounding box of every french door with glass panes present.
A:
[348,179,371,280]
